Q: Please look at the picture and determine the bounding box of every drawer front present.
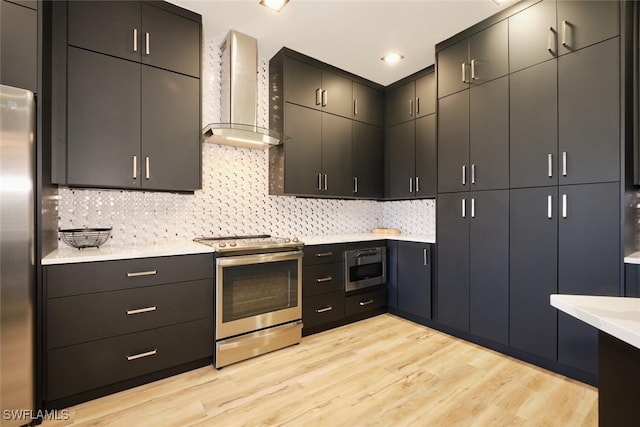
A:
[46,253,213,297]
[303,262,344,297]
[303,291,345,329]
[345,288,387,317]
[47,279,213,349]
[47,318,212,401]
[303,244,345,266]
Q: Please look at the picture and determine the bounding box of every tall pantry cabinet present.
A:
[436,0,624,383]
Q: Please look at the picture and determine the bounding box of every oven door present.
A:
[216,250,302,340]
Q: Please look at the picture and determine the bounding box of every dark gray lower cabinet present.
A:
[396,241,432,319]
[510,187,558,361]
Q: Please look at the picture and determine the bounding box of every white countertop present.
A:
[624,251,640,264]
[42,233,435,265]
[550,294,640,350]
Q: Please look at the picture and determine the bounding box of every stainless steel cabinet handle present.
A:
[354,99,358,116]
[561,21,569,48]
[415,176,420,193]
[548,153,553,178]
[410,99,414,117]
[316,252,333,257]
[317,173,322,191]
[324,174,328,191]
[562,151,567,176]
[316,88,322,105]
[462,165,467,185]
[409,177,413,193]
[132,155,137,179]
[127,349,157,361]
[145,156,150,180]
[562,193,568,218]
[462,198,466,218]
[547,27,555,55]
[423,248,429,266]
[471,59,477,81]
[127,270,157,277]
[316,306,333,313]
[322,90,327,107]
[353,177,358,193]
[548,195,553,219]
[316,276,333,283]
[462,62,467,83]
[416,97,420,115]
[359,299,374,306]
[145,32,150,55]
[127,306,157,315]
[133,29,138,52]
[471,164,476,184]
[471,198,476,218]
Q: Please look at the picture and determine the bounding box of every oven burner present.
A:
[194,234,303,254]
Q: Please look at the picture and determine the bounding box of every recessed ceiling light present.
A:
[492,0,510,4]
[381,52,404,64]
[260,0,289,12]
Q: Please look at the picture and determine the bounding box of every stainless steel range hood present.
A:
[203,30,281,149]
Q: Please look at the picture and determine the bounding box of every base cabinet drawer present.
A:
[47,279,213,348]
[47,318,213,401]
[303,262,344,297]
[303,291,345,329]
[345,288,387,317]
[303,244,345,266]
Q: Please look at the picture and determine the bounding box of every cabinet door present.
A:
[283,57,323,110]
[557,0,619,55]
[283,103,322,195]
[510,187,558,361]
[415,115,437,198]
[397,241,432,319]
[509,0,557,72]
[68,1,141,63]
[141,66,200,191]
[469,76,509,191]
[387,81,415,126]
[321,71,352,118]
[141,3,200,78]
[558,38,619,185]
[67,47,141,188]
[438,90,469,193]
[415,73,435,118]
[388,121,415,199]
[558,182,620,375]
[469,190,509,345]
[321,113,352,197]
[0,0,37,92]
[437,38,468,98]
[352,122,383,198]
[352,82,383,126]
[510,60,558,188]
[436,192,469,332]
[469,19,508,85]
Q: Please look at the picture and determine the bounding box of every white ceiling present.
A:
[169,0,513,86]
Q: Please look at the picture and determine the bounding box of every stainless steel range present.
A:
[195,235,303,368]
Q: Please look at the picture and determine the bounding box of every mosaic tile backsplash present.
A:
[57,34,435,247]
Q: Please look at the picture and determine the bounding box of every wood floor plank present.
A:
[41,314,598,426]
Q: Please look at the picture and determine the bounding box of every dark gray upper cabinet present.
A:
[352,122,383,198]
[510,187,558,362]
[437,90,469,194]
[415,73,436,118]
[352,82,383,126]
[415,114,437,199]
[556,0,619,55]
[321,113,353,197]
[388,121,415,198]
[437,20,508,98]
[508,0,557,73]
[0,0,37,93]
[558,37,620,185]
[510,60,558,188]
[68,1,200,78]
[387,81,415,126]
[397,241,432,320]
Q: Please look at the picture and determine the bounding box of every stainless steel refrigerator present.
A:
[1,85,36,426]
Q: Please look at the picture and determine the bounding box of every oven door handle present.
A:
[216,250,303,267]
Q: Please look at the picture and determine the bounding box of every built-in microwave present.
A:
[344,246,386,292]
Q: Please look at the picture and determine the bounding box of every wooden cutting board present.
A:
[370,228,401,235]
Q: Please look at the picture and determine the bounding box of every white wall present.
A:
[56,33,435,247]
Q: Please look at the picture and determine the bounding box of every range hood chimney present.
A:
[202,30,280,149]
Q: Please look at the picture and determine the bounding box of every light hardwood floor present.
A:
[42,314,598,426]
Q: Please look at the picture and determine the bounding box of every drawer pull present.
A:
[316,306,333,313]
[315,252,333,257]
[127,349,157,361]
[127,270,157,277]
[359,299,374,306]
[126,306,157,315]
[316,276,333,283]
